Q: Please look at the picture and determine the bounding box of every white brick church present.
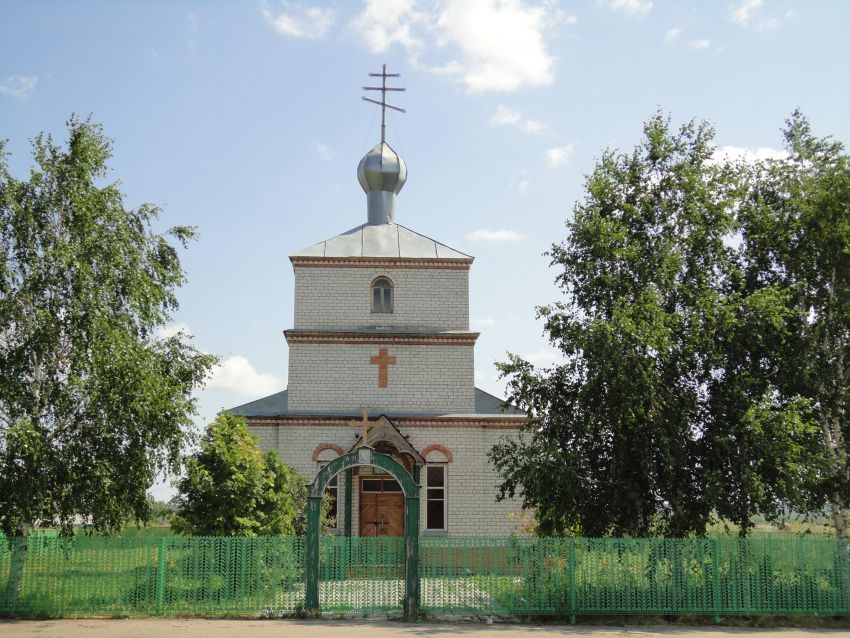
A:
[229,139,527,537]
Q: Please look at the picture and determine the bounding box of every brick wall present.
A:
[286,343,476,413]
[248,421,527,537]
[293,266,469,331]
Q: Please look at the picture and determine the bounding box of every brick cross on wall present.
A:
[370,348,397,388]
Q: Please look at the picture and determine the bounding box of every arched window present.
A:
[371,277,393,313]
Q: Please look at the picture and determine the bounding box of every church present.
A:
[228,78,526,537]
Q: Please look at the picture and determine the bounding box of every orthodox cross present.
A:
[349,407,370,446]
[362,63,406,144]
[370,348,397,388]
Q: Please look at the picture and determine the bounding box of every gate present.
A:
[305,446,420,619]
[319,536,405,614]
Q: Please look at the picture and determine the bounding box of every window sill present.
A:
[423,530,448,536]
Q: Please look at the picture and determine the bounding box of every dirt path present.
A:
[1,619,848,638]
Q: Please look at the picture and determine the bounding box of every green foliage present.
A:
[737,110,850,536]
[171,414,307,536]
[491,112,830,538]
[0,117,216,539]
[144,498,174,526]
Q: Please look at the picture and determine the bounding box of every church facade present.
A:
[229,140,527,537]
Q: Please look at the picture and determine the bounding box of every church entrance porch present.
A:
[359,476,404,537]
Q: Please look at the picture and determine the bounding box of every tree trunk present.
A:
[829,415,848,539]
[4,528,29,610]
[823,266,849,539]
[830,500,848,539]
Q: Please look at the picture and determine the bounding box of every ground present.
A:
[1,620,849,638]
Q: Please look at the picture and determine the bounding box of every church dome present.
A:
[357,142,407,195]
[357,142,407,225]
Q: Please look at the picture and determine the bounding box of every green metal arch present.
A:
[309,447,418,499]
[304,446,421,619]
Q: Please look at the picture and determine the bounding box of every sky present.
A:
[2,0,849,502]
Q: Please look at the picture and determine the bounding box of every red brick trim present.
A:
[420,444,454,463]
[284,331,479,347]
[311,443,345,461]
[290,257,473,271]
[247,416,525,430]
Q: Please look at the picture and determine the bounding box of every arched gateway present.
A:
[305,446,420,619]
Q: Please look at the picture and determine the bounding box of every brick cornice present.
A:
[290,256,473,271]
[245,414,525,429]
[284,330,479,346]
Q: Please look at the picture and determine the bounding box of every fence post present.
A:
[568,537,576,624]
[155,537,166,615]
[711,538,721,624]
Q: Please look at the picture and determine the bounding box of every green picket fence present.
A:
[1,534,848,618]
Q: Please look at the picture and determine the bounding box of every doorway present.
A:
[359,476,404,537]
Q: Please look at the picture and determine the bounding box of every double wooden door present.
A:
[359,477,404,537]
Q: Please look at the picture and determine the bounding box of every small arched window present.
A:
[371,277,393,313]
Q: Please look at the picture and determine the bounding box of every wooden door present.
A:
[359,478,405,537]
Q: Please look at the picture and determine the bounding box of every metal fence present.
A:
[1,534,848,619]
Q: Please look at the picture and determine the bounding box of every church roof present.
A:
[226,387,525,419]
[290,223,472,260]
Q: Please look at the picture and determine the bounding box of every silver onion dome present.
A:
[357,142,407,225]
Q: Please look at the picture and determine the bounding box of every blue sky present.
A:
[2,1,849,500]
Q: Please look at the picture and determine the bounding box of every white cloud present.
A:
[488,105,547,134]
[523,348,562,368]
[261,1,335,39]
[348,0,426,52]
[432,0,556,92]
[711,145,788,163]
[729,0,762,27]
[465,228,526,243]
[730,0,783,30]
[187,12,199,50]
[510,171,532,194]
[472,317,497,328]
[689,38,710,50]
[545,144,575,168]
[597,0,653,17]
[206,355,284,397]
[156,322,193,339]
[664,27,681,42]
[0,75,37,99]
[349,0,558,94]
[312,139,334,160]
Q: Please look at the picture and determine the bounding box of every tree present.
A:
[0,117,216,599]
[490,113,824,537]
[738,111,850,537]
[145,497,174,526]
[171,413,307,536]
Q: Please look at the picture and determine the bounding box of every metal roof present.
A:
[290,223,472,260]
[226,387,525,419]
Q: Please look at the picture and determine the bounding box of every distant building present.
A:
[228,139,526,537]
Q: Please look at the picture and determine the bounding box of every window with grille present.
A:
[371,277,393,313]
[425,465,446,531]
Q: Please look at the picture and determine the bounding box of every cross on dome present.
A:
[358,65,408,226]
[362,63,406,145]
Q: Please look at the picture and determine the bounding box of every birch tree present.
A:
[0,117,215,601]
